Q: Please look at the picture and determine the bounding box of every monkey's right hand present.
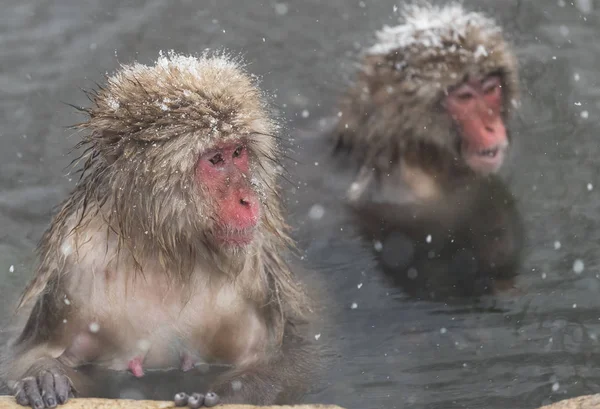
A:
[13,367,74,409]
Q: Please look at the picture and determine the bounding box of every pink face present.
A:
[445,75,508,175]
[196,141,260,246]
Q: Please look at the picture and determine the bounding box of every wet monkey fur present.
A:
[333,3,520,203]
[1,52,319,408]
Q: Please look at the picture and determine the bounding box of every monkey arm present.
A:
[3,280,85,409]
[179,323,319,407]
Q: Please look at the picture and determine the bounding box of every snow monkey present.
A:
[333,3,520,204]
[1,51,318,409]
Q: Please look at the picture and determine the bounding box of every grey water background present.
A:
[2,0,600,408]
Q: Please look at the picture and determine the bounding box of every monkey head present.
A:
[336,2,520,178]
[76,51,283,258]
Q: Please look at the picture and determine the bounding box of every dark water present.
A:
[2,0,600,408]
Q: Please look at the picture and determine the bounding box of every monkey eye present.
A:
[482,76,502,94]
[209,153,224,165]
[483,83,499,95]
[232,145,245,158]
[455,91,474,101]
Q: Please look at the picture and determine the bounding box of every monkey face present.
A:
[195,140,261,247]
[444,74,508,175]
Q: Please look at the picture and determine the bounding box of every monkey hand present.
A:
[174,392,220,408]
[13,363,74,409]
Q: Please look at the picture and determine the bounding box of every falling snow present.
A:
[552,382,560,392]
[89,322,100,333]
[357,283,363,289]
[575,0,593,14]
[581,110,589,119]
[314,333,321,340]
[9,265,14,273]
[274,3,289,15]
[573,259,585,274]
[588,183,594,191]
[137,339,151,352]
[373,240,383,252]
[554,241,561,250]
[425,234,432,243]
[351,302,358,309]
[309,204,325,220]
[231,380,243,391]
[301,109,310,118]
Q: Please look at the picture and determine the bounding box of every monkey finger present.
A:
[52,373,72,404]
[174,392,189,407]
[22,377,44,409]
[39,371,58,408]
[14,382,29,407]
[203,392,219,407]
[187,393,204,409]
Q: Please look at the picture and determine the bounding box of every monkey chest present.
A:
[62,279,269,373]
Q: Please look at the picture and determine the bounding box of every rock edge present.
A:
[0,397,344,409]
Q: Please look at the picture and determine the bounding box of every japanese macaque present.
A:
[353,176,524,299]
[333,3,520,204]
[1,51,318,408]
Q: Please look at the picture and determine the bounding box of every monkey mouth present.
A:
[477,147,500,158]
[214,228,255,246]
[464,144,506,174]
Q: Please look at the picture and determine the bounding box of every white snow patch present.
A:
[107,97,120,110]
[368,3,500,55]
[473,44,488,59]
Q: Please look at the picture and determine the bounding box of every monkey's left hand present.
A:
[173,392,220,408]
